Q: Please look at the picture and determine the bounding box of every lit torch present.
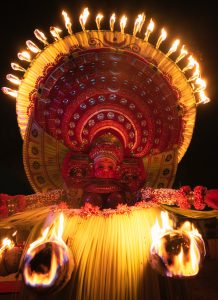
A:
[166,39,180,57]
[133,13,145,36]
[197,90,210,105]
[194,78,207,93]
[0,232,23,276]
[26,40,41,54]
[144,18,155,42]
[79,7,90,31]
[150,211,205,278]
[175,45,188,63]
[1,87,18,98]
[182,55,199,72]
[23,213,74,294]
[156,28,167,49]
[110,13,116,31]
[50,27,62,41]
[62,11,73,35]
[34,29,49,45]
[11,62,26,72]
[17,51,31,62]
[96,13,104,30]
[6,74,21,85]
[120,15,127,34]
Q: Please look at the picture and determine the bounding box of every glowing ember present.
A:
[26,40,41,53]
[110,13,116,31]
[6,74,21,85]
[133,13,145,36]
[62,10,72,35]
[120,15,127,34]
[17,51,31,62]
[79,7,90,31]
[96,13,104,30]
[166,39,180,57]
[11,62,26,72]
[175,45,188,63]
[50,27,62,40]
[23,213,74,294]
[150,211,205,277]
[156,28,167,49]
[144,18,155,42]
[1,87,18,98]
[34,29,49,45]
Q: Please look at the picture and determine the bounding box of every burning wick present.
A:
[150,211,205,278]
[110,13,116,31]
[79,7,90,31]
[23,213,74,294]
[144,18,155,42]
[96,13,104,30]
[156,28,167,49]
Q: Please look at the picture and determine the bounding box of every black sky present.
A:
[0,0,218,195]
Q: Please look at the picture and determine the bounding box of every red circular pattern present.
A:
[35,48,182,158]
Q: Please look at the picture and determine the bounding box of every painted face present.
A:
[94,157,117,179]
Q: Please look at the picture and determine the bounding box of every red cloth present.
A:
[205,189,218,209]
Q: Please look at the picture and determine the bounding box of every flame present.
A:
[23,213,73,290]
[0,237,15,256]
[26,40,41,53]
[175,45,188,63]
[197,90,210,105]
[144,18,155,42]
[62,11,73,35]
[166,39,180,56]
[34,29,49,45]
[96,13,104,30]
[133,13,145,36]
[150,212,205,277]
[17,51,31,62]
[50,27,62,40]
[120,15,127,34]
[11,62,26,72]
[2,87,18,98]
[156,28,167,49]
[79,7,90,31]
[182,55,199,72]
[194,78,207,93]
[110,13,116,31]
[6,74,21,85]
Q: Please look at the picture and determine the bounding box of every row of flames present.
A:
[2,8,209,105]
[0,211,205,292]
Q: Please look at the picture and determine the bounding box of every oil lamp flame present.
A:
[62,11,73,35]
[79,7,90,31]
[175,45,188,63]
[17,51,31,62]
[133,13,145,36]
[34,29,49,45]
[2,87,18,98]
[120,15,127,34]
[26,40,41,53]
[150,212,205,277]
[11,62,26,72]
[96,13,104,30]
[144,18,155,42]
[6,74,21,85]
[110,13,116,31]
[156,28,167,49]
[50,27,62,40]
[166,39,180,57]
[23,213,74,293]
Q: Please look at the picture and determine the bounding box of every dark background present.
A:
[0,0,217,195]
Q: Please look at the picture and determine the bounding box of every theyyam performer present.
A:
[0,6,218,300]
